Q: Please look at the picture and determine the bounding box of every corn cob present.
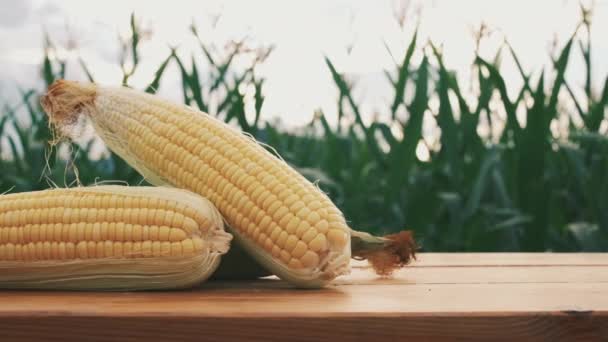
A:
[0,185,231,290]
[41,80,416,287]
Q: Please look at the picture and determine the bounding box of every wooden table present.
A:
[0,253,606,341]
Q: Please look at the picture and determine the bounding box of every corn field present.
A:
[1,12,606,252]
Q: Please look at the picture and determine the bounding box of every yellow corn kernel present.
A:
[0,186,231,290]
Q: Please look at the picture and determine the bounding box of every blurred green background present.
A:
[1,6,606,252]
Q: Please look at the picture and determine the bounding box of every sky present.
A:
[0,0,606,127]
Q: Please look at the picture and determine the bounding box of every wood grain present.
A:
[0,253,606,341]
[1,314,607,342]
[407,253,608,267]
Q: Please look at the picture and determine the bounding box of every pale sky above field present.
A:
[0,0,606,127]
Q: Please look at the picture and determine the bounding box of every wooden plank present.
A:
[0,253,606,341]
[0,282,606,315]
[403,253,608,267]
[1,313,606,342]
[0,283,606,341]
[341,265,608,285]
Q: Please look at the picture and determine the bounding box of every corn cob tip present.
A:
[40,80,97,135]
[351,230,417,277]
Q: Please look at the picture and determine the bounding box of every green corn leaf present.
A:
[548,35,574,111]
[210,47,238,92]
[317,110,334,137]
[568,222,602,251]
[172,53,193,106]
[7,135,25,175]
[0,112,9,135]
[578,38,592,104]
[506,41,532,94]
[386,56,429,199]
[476,57,521,141]
[586,77,608,131]
[191,24,217,67]
[78,56,95,83]
[58,60,66,80]
[253,77,265,127]
[217,71,249,116]
[372,122,397,148]
[17,88,38,126]
[563,81,586,124]
[463,148,500,219]
[384,69,396,87]
[325,56,385,166]
[42,34,55,87]
[490,214,532,232]
[11,119,29,155]
[145,52,172,94]
[390,29,417,118]
[129,13,140,69]
[189,55,207,111]
[431,43,459,171]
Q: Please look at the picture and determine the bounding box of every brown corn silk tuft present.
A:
[365,231,416,276]
[40,80,97,139]
[351,230,417,277]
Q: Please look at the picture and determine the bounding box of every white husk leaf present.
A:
[0,185,232,290]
